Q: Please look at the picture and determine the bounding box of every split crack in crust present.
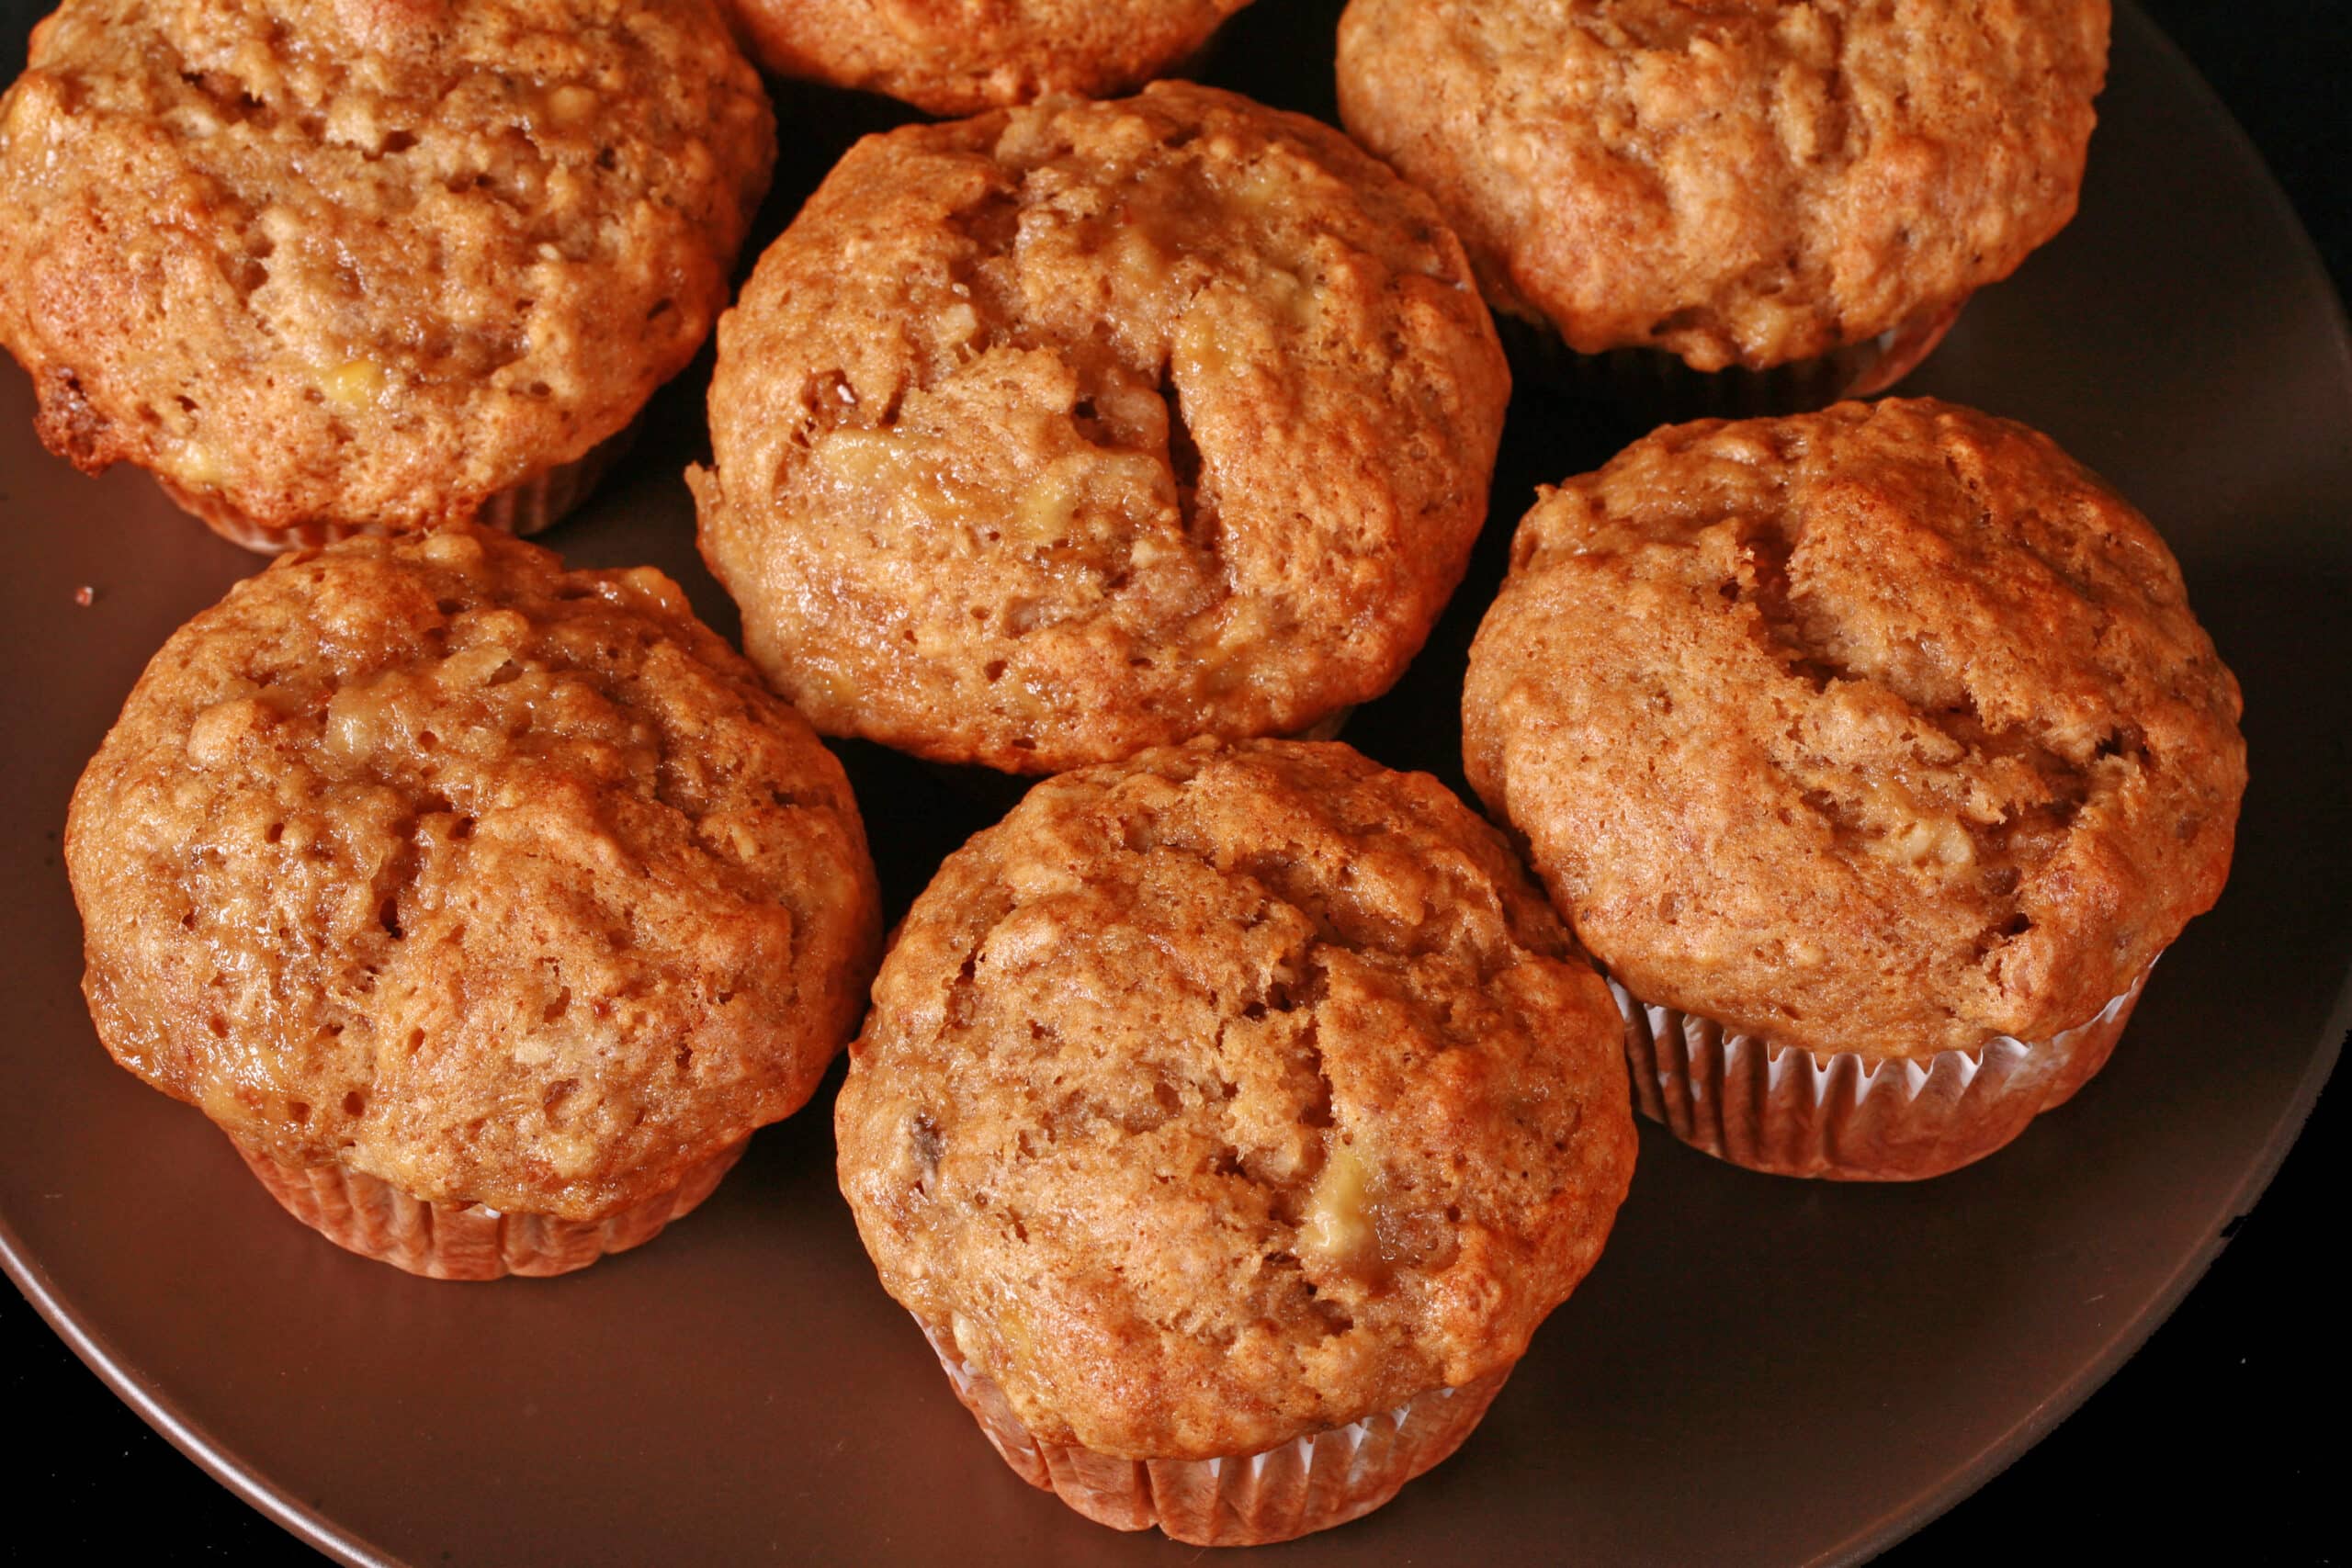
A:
[836,741,1635,1459]
[693,82,1510,773]
[1463,399,2245,1060]
[66,526,881,1221]
[1336,0,2110,369]
[0,0,775,531]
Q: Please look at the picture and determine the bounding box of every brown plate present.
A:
[3,3,2346,1562]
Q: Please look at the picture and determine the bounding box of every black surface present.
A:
[6,2,2346,1562]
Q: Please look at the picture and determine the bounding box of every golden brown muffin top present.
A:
[67,525,881,1221]
[0,0,774,534]
[693,83,1510,775]
[729,0,1254,115]
[1337,0,2109,370]
[1464,400,2245,1061]
[836,740,1635,1459]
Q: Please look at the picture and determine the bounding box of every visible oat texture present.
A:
[67,525,882,1221]
[1464,400,2245,1061]
[728,0,1256,115]
[836,740,1635,1459]
[1337,0,2109,370]
[694,83,1510,774]
[0,0,774,535]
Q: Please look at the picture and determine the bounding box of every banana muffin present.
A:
[1337,0,2109,400]
[66,525,882,1277]
[693,83,1510,775]
[728,0,1256,115]
[0,0,774,551]
[836,739,1636,1542]
[1463,400,2245,1179]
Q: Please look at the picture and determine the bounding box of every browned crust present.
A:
[1464,400,2245,1061]
[0,0,774,533]
[68,525,882,1221]
[1338,0,2109,370]
[837,739,1635,1459]
[695,83,1510,773]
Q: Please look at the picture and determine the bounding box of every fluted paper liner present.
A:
[920,1321,1507,1546]
[158,421,638,556]
[1505,294,1969,421]
[233,1134,747,1280]
[1611,960,2154,1180]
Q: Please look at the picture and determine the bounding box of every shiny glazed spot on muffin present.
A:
[693,83,1510,774]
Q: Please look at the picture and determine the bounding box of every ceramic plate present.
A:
[3,3,2345,1562]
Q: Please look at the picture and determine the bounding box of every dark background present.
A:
[6,1,2346,1562]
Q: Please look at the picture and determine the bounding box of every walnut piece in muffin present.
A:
[68,525,881,1222]
[837,739,1635,1460]
[694,83,1510,774]
[1337,0,2109,370]
[0,0,774,537]
[1464,399,2245,1061]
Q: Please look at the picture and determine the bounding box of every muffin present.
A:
[0,0,775,552]
[692,83,1510,775]
[1336,0,2109,412]
[1463,400,2245,1179]
[66,525,882,1277]
[726,0,1256,116]
[836,739,1636,1543]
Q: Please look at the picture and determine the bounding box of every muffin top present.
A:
[1463,400,2245,1062]
[836,739,1635,1459]
[0,0,773,534]
[729,0,1254,116]
[692,83,1510,774]
[1336,0,2109,370]
[67,525,881,1221]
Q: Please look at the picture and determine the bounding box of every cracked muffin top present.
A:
[727,0,1256,115]
[1463,400,2245,1061]
[691,83,1510,775]
[66,525,881,1221]
[0,0,773,536]
[835,739,1635,1459]
[1336,0,2109,371]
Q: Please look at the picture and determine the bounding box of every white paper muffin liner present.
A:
[919,1320,1508,1545]
[157,421,638,556]
[1610,958,2155,1180]
[232,1134,747,1280]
